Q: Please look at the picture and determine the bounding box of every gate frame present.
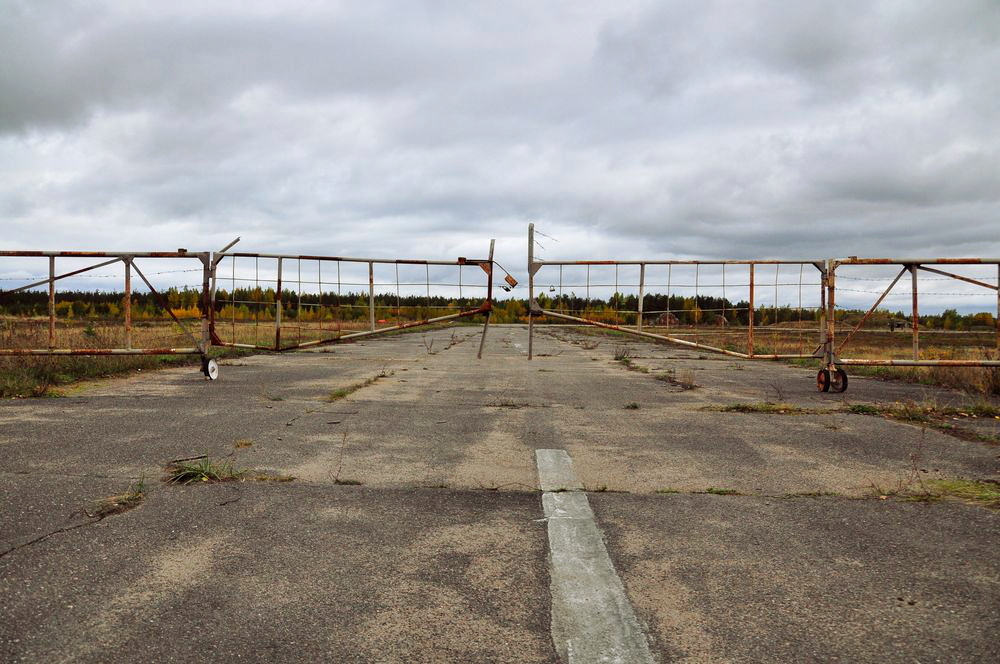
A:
[0,250,213,364]
[526,224,1000,393]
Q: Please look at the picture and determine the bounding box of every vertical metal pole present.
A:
[368,261,376,332]
[818,263,827,349]
[275,257,283,351]
[124,258,133,350]
[199,254,210,353]
[826,260,837,367]
[637,263,645,331]
[910,265,919,360]
[666,265,672,328]
[528,223,535,360]
[48,256,55,348]
[477,239,496,360]
[748,263,755,357]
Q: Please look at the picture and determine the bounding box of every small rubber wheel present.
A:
[816,369,831,392]
[831,368,848,393]
[202,358,219,380]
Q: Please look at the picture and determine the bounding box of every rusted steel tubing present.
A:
[839,359,1000,367]
[0,251,205,259]
[836,266,908,353]
[834,257,1000,266]
[539,308,755,358]
[0,348,202,356]
[217,307,491,352]
[911,266,919,361]
[915,265,999,291]
[218,252,483,266]
[130,262,206,352]
[532,259,817,267]
[1,257,122,295]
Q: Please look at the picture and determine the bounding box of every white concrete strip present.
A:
[535,448,584,492]
[536,449,657,664]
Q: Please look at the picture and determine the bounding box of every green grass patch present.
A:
[713,402,808,414]
[926,479,1000,508]
[164,457,244,484]
[703,487,741,495]
[87,475,147,518]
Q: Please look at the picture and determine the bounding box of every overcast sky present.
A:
[3,0,999,275]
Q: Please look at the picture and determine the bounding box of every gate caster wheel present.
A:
[202,358,219,380]
[816,369,831,392]
[830,368,848,393]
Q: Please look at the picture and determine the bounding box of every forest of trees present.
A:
[0,287,996,330]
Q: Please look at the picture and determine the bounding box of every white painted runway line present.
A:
[535,449,657,664]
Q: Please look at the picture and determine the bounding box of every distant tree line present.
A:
[1,288,995,330]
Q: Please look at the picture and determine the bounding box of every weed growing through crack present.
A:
[624,402,640,409]
[326,370,392,402]
[234,439,254,449]
[924,479,1000,507]
[613,347,632,361]
[165,458,244,484]
[715,402,808,414]
[704,487,741,495]
[657,368,699,390]
[87,475,146,518]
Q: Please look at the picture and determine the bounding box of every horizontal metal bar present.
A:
[531,259,819,267]
[839,359,1000,367]
[916,265,998,291]
[0,347,202,356]
[0,251,208,259]
[218,252,488,266]
[834,258,1000,266]
[0,257,122,294]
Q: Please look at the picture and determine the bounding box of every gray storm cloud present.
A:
[1,0,998,265]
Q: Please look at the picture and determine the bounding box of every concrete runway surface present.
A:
[2,324,998,663]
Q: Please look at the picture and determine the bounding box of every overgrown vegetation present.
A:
[164,457,244,484]
[326,369,393,401]
[846,399,1000,444]
[87,475,146,518]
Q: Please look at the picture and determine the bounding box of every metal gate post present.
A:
[275,256,284,351]
[910,265,919,360]
[477,239,495,360]
[747,263,755,358]
[825,259,837,369]
[637,264,645,331]
[368,261,376,332]
[47,256,55,349]
[528,223,535,360]
[124,257,133,350]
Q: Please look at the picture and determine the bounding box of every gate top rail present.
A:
[0,250,207,259]
[833,257,1000,266]
[216,251,491,267]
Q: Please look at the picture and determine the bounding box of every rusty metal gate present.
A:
[0,250,214,370]
[526,224,1000,393]
[208,239,513,359]
[1,239,514,381]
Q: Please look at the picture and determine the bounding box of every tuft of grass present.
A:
[703,487,741,495]
[333,478,363,486]
[926,479,1000,508]
[624,402,640,409]
[715,402,806,414]
[164,457,244,484]
[613,347,632,361]
[88,475,146,518]
[657,368,699,390]
[326,371,392,402]
[252,472,296,482]
[234,439,254,449]
[846,404,880,415]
